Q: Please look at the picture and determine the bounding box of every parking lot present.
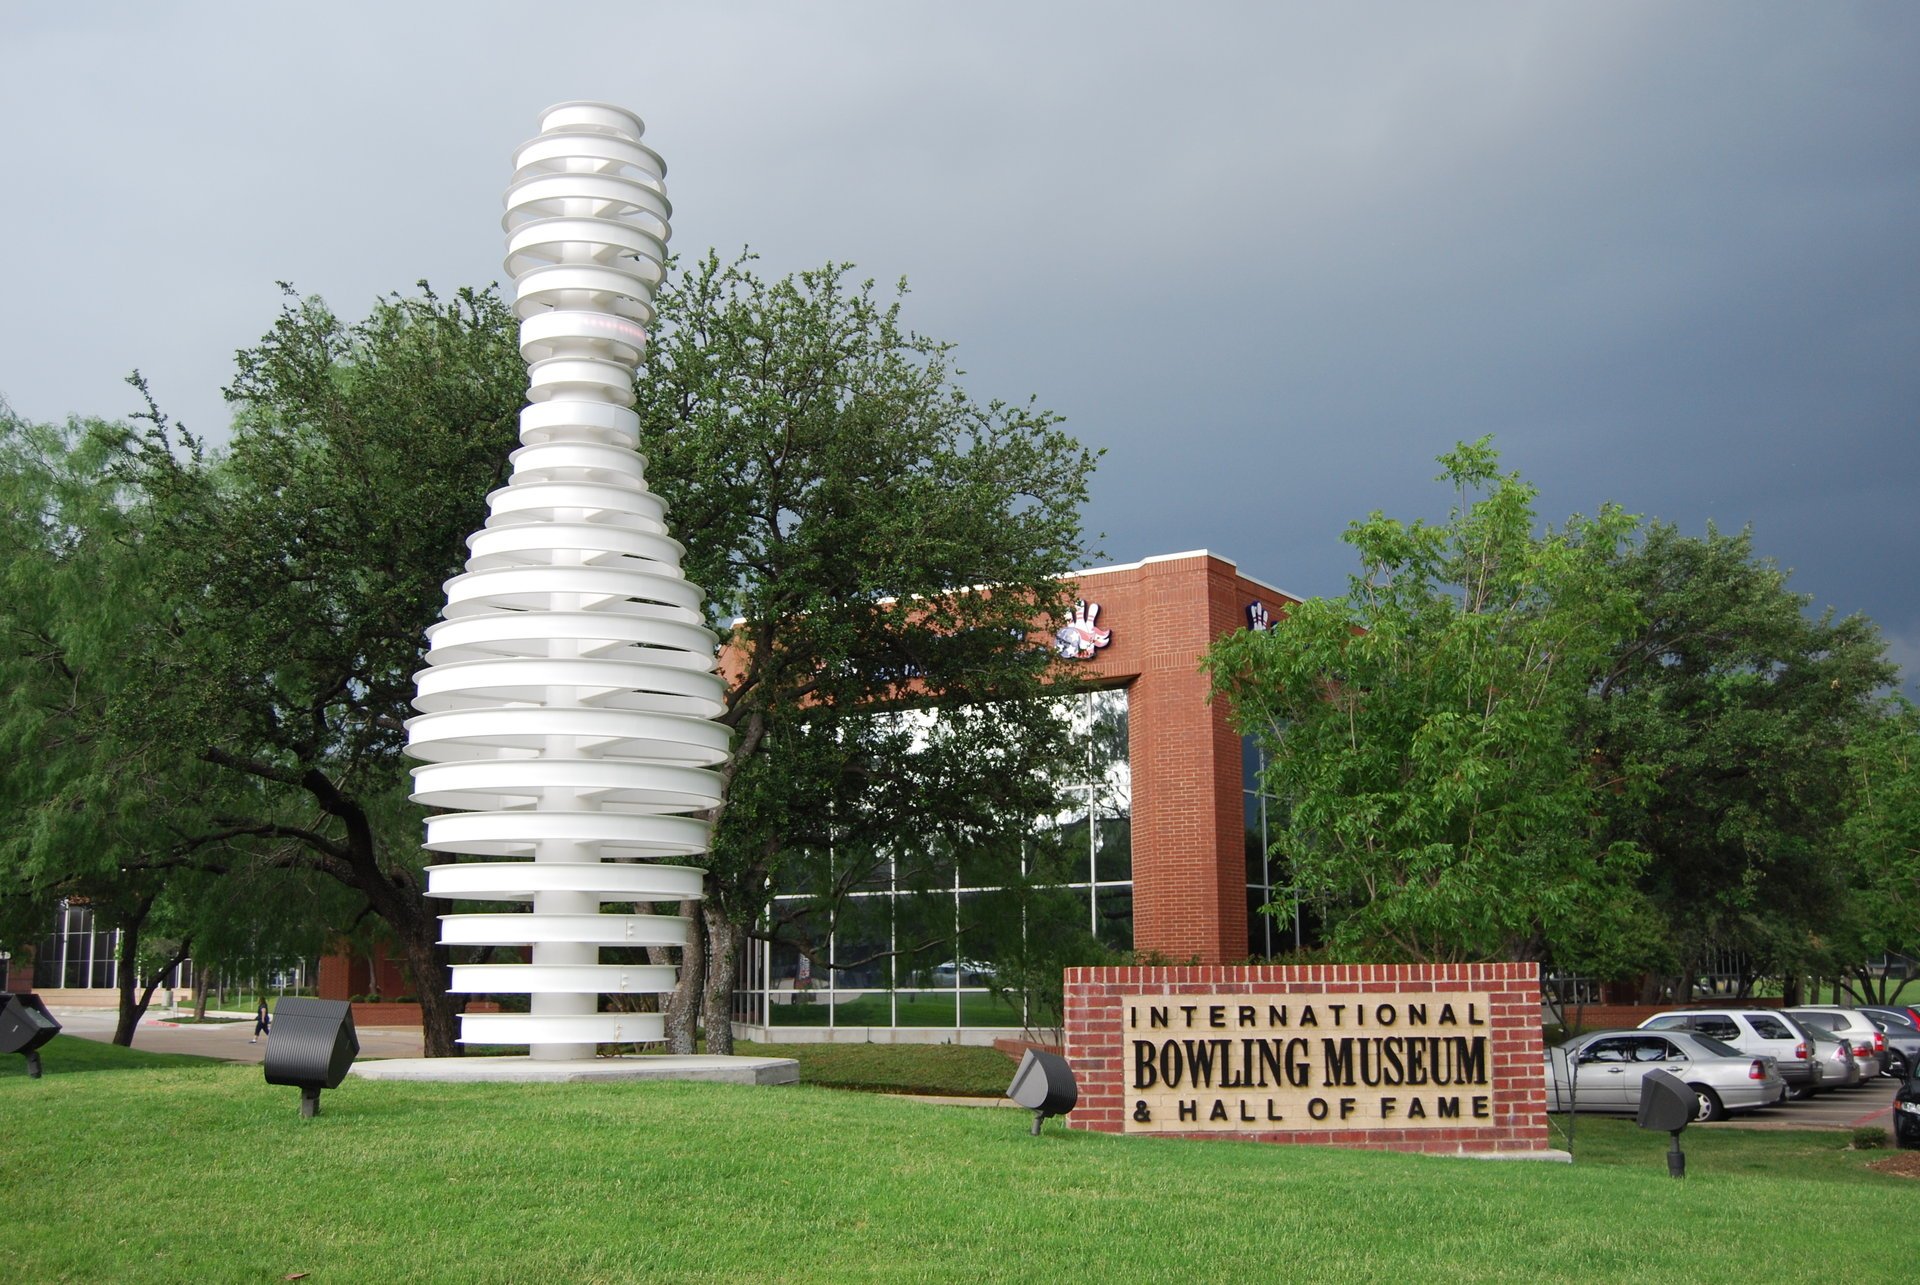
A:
[1717,1076,1897,1130]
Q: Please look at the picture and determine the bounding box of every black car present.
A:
[1895,1067,1920,1149]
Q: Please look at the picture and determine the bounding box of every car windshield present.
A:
[1691,1035,1745,1059]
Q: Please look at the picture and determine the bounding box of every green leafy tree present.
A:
[1808,698,1919,1004]
[1205,439,1649,965]
[0,407,326,1043]
[633,253,1099,1052]
[107,285,526,1056]
[1583,522,1897,999]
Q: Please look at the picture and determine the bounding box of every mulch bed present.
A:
[1866,1150,1920,1178]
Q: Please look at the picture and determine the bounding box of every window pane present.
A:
[1095,886,1132,951]
[894,989,960,1027]
[1095,815,1131,883]
[1032,814,1092,885]
[1247,887,1273,960]
[34,931,59,988]
[830,893,892,992]
[1245,793,1267,884]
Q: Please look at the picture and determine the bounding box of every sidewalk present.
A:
[46,1005,426,1063]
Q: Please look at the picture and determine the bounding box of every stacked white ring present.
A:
[406,102,727,1058]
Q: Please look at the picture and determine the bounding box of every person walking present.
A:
[252,998,271,1043]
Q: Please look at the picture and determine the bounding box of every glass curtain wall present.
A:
[741,688,1132,1032]
[34,902,119,989]
[1244,734,1314,958]
[30,901,197,992]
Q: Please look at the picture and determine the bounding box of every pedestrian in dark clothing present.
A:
[252,999,271,1043]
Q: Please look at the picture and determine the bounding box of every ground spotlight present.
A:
[1006,1048,1078,1135]
[0,991,61,1078]
[263,998,359,1117]
[1635,1068,1694,1178]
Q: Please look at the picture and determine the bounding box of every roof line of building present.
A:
[1065,550,1310,606]
[727,550,1316,627]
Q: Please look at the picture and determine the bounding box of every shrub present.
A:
[1849,1126,1887,1150]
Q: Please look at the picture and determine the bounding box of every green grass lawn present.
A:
[3,1042,1913,1282]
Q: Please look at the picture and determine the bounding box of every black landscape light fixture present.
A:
[1006,1047,1078,1136]
[0,991,61,1079]
[1635,1068,1694,1178]
[263,997,359,1118]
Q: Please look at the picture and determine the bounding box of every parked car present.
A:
[1638,1009,1822,1099]
[1895,1067,1920,1150]
[926,959,992,986]
[1784,1008,1885,1080]
[1802,1026,1862,1090]
[1545,1029,1786,1121]
[1859,1006,1920,1079]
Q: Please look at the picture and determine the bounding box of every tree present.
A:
[107,284,526,1055]
[0,406,324,1043]
[1205,439,1650,966]
[1808,698,1919,1004]
[633,252,1099,1052]
[1583,522,1897,999]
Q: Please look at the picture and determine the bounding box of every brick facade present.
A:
[1064,552,1299,964]
[1064,963,1552,1154]
[318,943,414,1002]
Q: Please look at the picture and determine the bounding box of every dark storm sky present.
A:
[4,2,1915,690]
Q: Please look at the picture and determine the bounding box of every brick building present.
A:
[739,550,1308,1040]
[14,549,1306,1036]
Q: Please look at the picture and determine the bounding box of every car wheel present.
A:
[1786,1083,1814,1102]
[1689,1084,1725,1122]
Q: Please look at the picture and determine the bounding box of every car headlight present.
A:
[1897,1100,1920,1116]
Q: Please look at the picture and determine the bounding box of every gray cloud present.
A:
[3,1,1913,691]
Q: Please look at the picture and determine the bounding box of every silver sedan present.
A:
[1545,1029,1787,1121]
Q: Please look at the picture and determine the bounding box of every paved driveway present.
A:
[45,1005,426,1063]
[1716,1076,1898,1131]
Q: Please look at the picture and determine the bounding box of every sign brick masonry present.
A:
[1063,963,1551,1154]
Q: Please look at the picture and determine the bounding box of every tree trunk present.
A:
[701,906,743,1055]
[113,918,191,1048]
[400,915,460,1058]
[112,901,152,1047]
[653,899,704,1055]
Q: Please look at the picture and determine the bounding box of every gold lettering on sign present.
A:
[1121,992,1494,1133]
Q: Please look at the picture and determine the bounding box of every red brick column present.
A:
[4,948,35,992]
[1121,555,1248,964]
[1064,962,1551,1154]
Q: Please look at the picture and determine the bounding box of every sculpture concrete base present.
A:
[348,1054,798,1085]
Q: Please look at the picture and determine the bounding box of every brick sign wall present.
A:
[1064,963,1551,1154]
